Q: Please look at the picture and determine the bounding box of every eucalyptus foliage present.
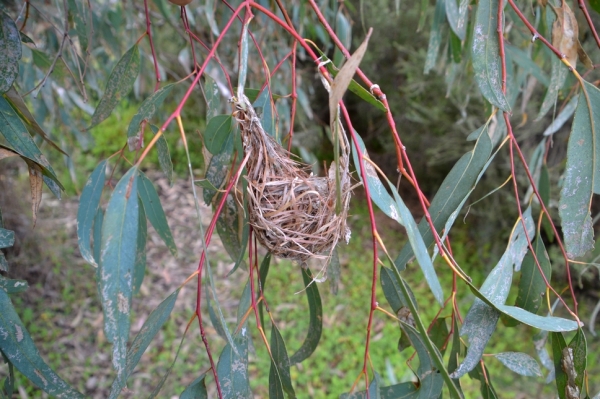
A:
[0,0,599,398]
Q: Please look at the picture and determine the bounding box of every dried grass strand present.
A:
[232,94,351,261]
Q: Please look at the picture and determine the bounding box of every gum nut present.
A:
[168,0,193,5]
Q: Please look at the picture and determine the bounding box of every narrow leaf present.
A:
[237,17,251,98]
[552,332,568,399]
[328,248,341,295]
[0,278,28,294]
[514,236,552,316]
[252,88,276,138]
[108,288,180,398]
[395,126,492,270]
[150,124,173,185]
[567,328,586,389]
[138,171,177,256]
[425,0,446,74]
[180,372,208,399]
[216,331,252,399]
[203,133,234,205]
[0,11,21,94]
[505,45,549,86]
[542,95,578,137]
[77,160,107,266]
[27,163,43,226]
[205,75,221,120]
[446,0,469,40]
[493,352,543,376]
[289,266,323,364]
[0,290,84,397]
[4,87,66,154]
[559,80,600,259]
[351,132,401,223]
[67,0,89,52]
[204,114,233,155]
[99,167,139,382]
[468,363,498,399]
[495,305,580,331]
[452,209,535,378]
[0,228,14,249]
[0,96,62,186]
[89,44,140,129]
[472,0,510,111]
[388,180,444,305]
[329,29,372,129]
[215,193,245,267]
[127,83,176,149]
[147,323,190,398]
[133,198,147,295]
[269,323,296,398]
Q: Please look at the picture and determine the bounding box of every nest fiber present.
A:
[232,94,351,261]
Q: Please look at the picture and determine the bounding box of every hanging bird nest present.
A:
[232,94,351,262]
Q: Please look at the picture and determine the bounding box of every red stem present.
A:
[143,0,161,91]
[578,0,600,50]
[340,104,379,396]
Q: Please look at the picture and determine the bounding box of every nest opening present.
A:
[232,94,352,262]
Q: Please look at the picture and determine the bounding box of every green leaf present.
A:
[568,328,587,389]
[351,132,401,224]
[514,236,552,317]
[108,288,180,399]
[430,318,450,356]
[448,315,464,394]
[472,0,510,111]
[468,363,498,399]
[150,124,173,185]
[495,305,580,331]
[551,332,568,399]
[1,351,15,398]
[0,228,14,249]
[307,47,386,113]
[89,44,140,129]
[388,180,444,305]
[203,134,234,205]
[4,87,66,155]
[216,331,252,399]
[493,352,543,377]
[93,209,104,300]
[67,0,89,52]
[536,7,568,121]
[446,0,469,40]
[204,114,233,155]
[0,277,28,294]
[289,266,323,365]
[138,171,177,256]
[381,265,419,312]
[542,95,578,137]
[31,49,68,80]
[328,248,341,295]
[589,0,600,13]
[99,167,139,382]
[205,75,221,120]
[452,209,535,378]
[127,83,176,145]
[269,323,296,398]
[180,372,208,399]
[77,160,107,266]
[0,11,21,94]
[424,0,446,74]
[215,192,245,267]
[505,45,549,87]
[237,17,250,97]
[133,198,147,295]
[559,80,600,259]
[396,125,492,270]
[0,290,84,397]
[147,321,190,398]
[0,96,62,187]
[253,88,276,139]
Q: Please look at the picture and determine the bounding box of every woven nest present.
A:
[232,94,351,262]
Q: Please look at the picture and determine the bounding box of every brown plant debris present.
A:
[232,94,351,262]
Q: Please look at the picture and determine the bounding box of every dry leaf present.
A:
[28,163,43,227]
[0,147,18,160]
[329,28,373,129]
[168,0,193,5]
[550,0,592,69]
